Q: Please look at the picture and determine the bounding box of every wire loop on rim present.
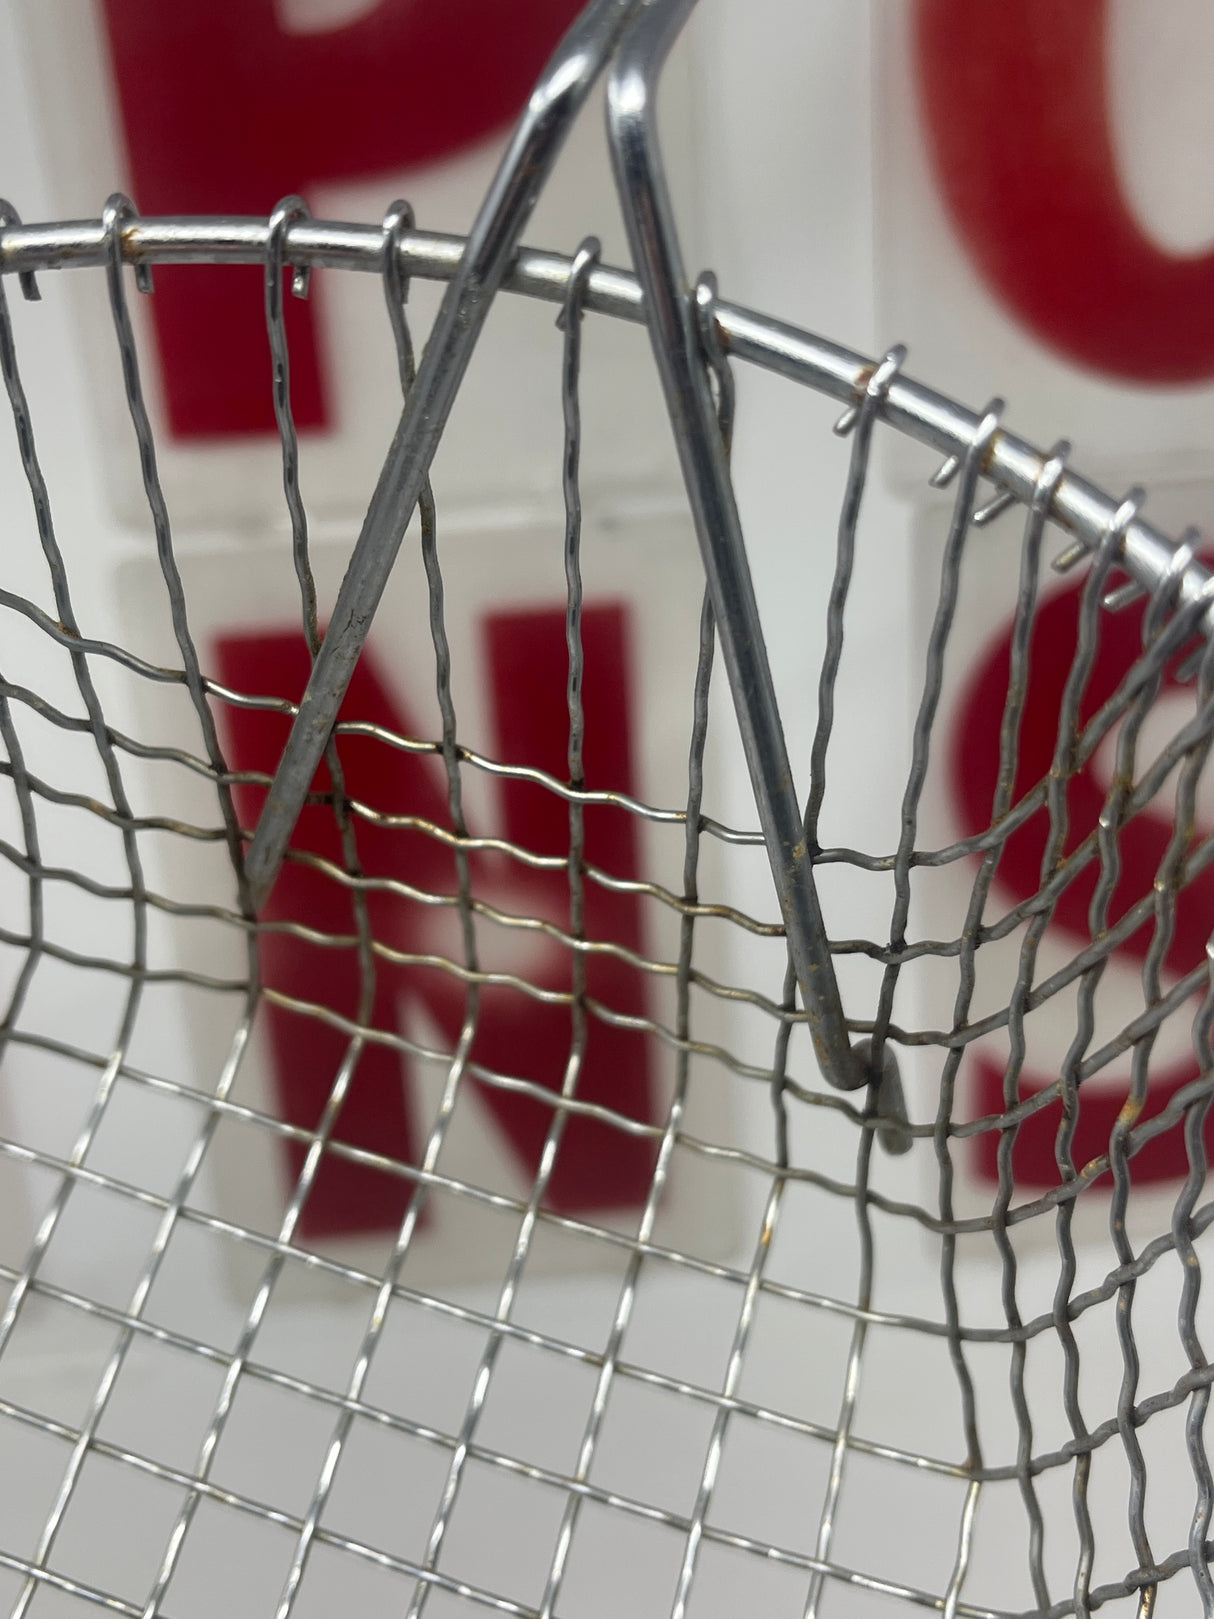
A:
[833,342,906,438]
[967,400,1012,527]
[1079,485,1148,583]
[268,194,313,302]
[556,234,601,335]
[0,201,38,302]
[1154,526,1200,612]
[101,193,152,294]
[1031,438,1072,518]
[380,196,416,310]
[970,398,1006,468]
[693,268,735,456]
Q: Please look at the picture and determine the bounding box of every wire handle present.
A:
[241,0,645,911]
[607,0,876,1095]
[235,0,1214,1111]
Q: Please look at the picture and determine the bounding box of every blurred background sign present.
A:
[14,0,699,530]
[881,0,1214,1204]
[879,0,1214,490]
[6,0,712,1279]
[97,0,587,440]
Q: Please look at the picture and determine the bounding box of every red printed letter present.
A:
[215,604,658,1239]
[953,572,1214,1187]
[98,0,585,437]
[915,0,1214,383]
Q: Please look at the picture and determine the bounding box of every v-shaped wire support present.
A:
[606,0,886,1099]
[242,0,646,911]
[242,0,895,1105]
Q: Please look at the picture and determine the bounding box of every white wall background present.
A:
[2,4,1213,1617]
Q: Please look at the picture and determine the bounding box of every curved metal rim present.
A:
[2,210,1210,634]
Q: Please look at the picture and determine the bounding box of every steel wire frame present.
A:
[0,201,1212,1619]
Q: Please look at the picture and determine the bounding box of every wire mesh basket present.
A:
[3,2,1214,1616]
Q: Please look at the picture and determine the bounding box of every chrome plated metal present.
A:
[3,5,1214,1616]
[606,0,864,1096]
[240,0,645,911]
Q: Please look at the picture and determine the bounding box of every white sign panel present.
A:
[877,0,1214,491]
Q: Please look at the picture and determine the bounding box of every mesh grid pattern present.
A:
[0,203,1213,1619]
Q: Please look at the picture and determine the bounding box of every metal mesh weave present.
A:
[0,204,1213,1619]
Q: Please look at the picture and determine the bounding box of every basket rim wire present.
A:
[1,195,1214,1618]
